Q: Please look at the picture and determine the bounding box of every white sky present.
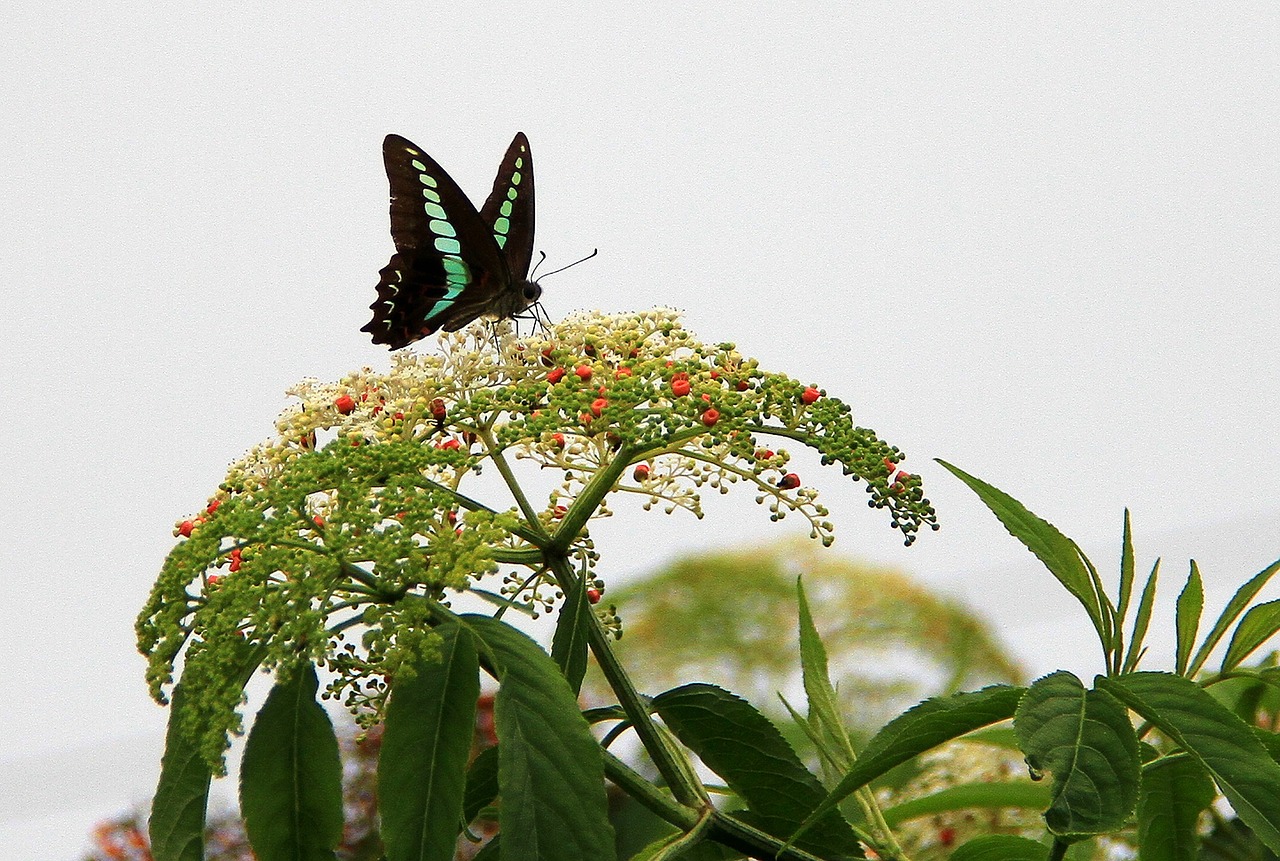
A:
[4,4,1280,858]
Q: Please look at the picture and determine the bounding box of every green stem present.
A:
[548,444,637,553]
[478,428,550,539]
[545,555,703,807]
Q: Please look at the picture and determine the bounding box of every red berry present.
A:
[591,397,608,417]
[633,463,651,481]
[551,432,566,448]
[430,398,447,419]
[206,573,221,586]
[587,588,602,604]
[801,386,821,404]
[438,438,461,451]
[547,367,566,384]
[737,380,750,391]
[575,364,593,381]
[553,505,568,519]
[701,408,720,427]
[206,500,221,514]
[177,520,195,538]
[584,344,597,357]
[615,366,633,379]
[701,393,712,403]
[755,449,774,460]
[334,394,356,415]
[447,510,458,525]
[393,411,404,420]
[883,458,897,474]
[778,473,801,490]
[312,515,325,528]
[229,548,243,573]
[672,378,691,397]
[709,369,720,379]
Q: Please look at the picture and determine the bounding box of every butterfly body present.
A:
[363,133,537,349]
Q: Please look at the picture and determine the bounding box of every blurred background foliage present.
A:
[590,538,1024,731]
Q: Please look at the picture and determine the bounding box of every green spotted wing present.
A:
[363,133,540,349]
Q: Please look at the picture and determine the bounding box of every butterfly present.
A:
[362,132,539,349]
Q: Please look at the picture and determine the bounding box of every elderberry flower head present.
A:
[137,308,936,769]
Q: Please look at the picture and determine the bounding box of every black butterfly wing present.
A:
[362,134,511,348]
[479,132,535,282]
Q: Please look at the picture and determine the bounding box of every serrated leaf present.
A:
[1199,816,1279,861]
[651,683,863,859]
[1122,560,1160,674]
[937,460,1105,644]
[1189,559,1280,677]
[240,663,343,861]
[962,726,1021,751]
[949,834,1051,860]
[1136,756,1215,861]
[460,614,615,861]
[1116,511,1135,632]
[551,574,591,694]
[379,623,480,861]
[1014,671,1140,839]
[463,744,500,825]
[796,578,849,762]
[790,685,1022,848]
[1223,600,1280,673]
[150,646,262,861]
[880,780,1052,825]
[1098,672,1280,853]
[1175,562,1204,676]
[149,684,214,861]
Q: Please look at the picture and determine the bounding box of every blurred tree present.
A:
[590,537,1023,731]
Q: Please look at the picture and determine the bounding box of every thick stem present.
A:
[545,555,704,807]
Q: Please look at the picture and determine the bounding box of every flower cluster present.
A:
[136,309,936,768]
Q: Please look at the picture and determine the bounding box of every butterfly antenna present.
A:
[529,250,549,279]
[536,248,598,280]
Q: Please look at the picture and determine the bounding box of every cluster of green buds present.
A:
[136,308,936,766]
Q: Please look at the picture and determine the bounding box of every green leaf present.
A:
[790,685,1022,848]
[880,780,1052,825]
[1014,671,1140,839]
[1136,755,1215,861]
[1175,562,1204,676]
[551,574,591,694]
[1223,600,1280,673]
[796,578,850,763]
[1122,559,1160,674]
[150,646,262,861]
[937,461,1105,648]
[149,684,213,861]
[962,726,1022,751]
[463,744,500,825]
[1200,817,1280,861]
[460,614,615,861]
[1189,559,1280,677]
[1255,728,1280,764]
[1098,672,1280,853]
[950,834,1050,861]
[239,663,343,861]
[1116,511,1135,634]
[379,623,480,861]
[651,683,863,859]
